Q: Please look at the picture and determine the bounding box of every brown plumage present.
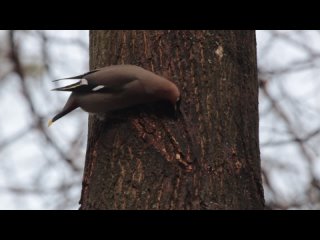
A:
[48,65,180,126]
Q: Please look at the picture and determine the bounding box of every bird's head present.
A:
[154,80,179,105]
[153,80,181,114]
[168,82,180,106]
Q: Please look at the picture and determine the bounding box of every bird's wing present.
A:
[52,69,101,82]
[52,67,141,92]
[51,83,125,93]
[51,81,89,91]
[51,78,134,93]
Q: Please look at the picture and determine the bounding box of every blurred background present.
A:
[0,30,319,209]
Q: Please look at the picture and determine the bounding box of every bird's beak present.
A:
[174,97,181,119]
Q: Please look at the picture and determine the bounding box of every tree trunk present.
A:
[79,30,264,210]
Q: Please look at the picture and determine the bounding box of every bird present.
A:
[48,64,180,126]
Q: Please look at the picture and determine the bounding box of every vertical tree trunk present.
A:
[79,30,264,209]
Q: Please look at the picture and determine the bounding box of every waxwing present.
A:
[48,65,180,126]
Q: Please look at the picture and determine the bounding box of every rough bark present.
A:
[79,30,264,209]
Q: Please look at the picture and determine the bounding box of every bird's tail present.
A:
[48,94,79,126]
